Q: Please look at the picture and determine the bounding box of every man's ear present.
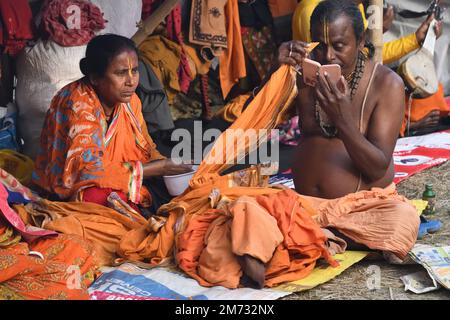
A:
[359,32,366,51]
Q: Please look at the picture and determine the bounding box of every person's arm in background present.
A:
[383,13,443,64]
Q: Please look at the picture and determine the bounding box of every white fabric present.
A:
[91,0,142,38]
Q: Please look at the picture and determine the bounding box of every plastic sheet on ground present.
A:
[88,251,368,300]
[88,263,289,300]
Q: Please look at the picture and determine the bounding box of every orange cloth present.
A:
[117,65,298,269]
[215,94,251,123]
[256,190,337,287]
[0,223,97,300]
[16,200,148,267]
[114,64,417,289]
[198,214,243,288]
[308,184,420,259]
[117,210,177,266]
[177,190,337,289]
[33,79,165,204]
[267,0,298,18]
[196,65,297,181]
[400,83,450,136]
[219,0,246,99]
[176,210,223,287]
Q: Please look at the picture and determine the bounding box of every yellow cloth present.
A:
[292,0,367,42]
[275,251,368,292]
[291,0,419,64]
[0,150,34,186]
[139,35,184,104]
[215,93,250,123]
[383,33,419,65]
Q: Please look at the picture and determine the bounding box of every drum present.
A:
[398,48,439,98]
[398,19,439,99]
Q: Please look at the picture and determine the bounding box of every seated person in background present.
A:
[293,0,446,137]
[33,34,192,214]
[399,11,447,137]
[280,0,419,254]
[292,0,443,65]
[401,83,450,136]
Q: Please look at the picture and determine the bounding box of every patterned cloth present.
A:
[141,0,192,94]
[0,168,40,203]
[0,182,56,243]
[0,230,98,300]
[189,0,228,57]
[33,79,165,205]
[39,0,106,47]
[167,4,192,94]
[277,116,301,146]
[241,26,277,81]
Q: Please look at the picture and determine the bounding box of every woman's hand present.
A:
[143,159,193,177]
[277,41,310,67]
[315,72,353,127]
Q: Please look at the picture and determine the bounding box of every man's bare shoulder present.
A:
[374,64,405,94]
[372,64,405,110]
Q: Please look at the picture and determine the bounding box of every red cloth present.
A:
[81,187,141,213]
[167,5,192,94]
[0,0,34,56]
[40,0,106,47]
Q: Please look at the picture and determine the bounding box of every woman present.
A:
[33,34,192,214]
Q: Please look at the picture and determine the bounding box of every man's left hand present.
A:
[416,13,443,45]
[315,72,353,127]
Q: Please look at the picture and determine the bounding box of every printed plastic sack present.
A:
[0,113,20,151]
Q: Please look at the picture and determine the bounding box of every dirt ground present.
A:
[284,160,450,300]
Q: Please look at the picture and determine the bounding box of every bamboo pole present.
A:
[131,0,180,46]
[367,0,383,63]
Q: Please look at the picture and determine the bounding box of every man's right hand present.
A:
[411,110,441,131]
[277,41,309,67]
[383,5,395,33]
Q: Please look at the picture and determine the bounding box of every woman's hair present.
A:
[310,0,374,58]
[79,34,138,77]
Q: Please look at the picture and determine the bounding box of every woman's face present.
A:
[91,49,139,108]
[311,14,364,78]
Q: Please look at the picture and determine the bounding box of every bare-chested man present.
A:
[276,0,419,256]
[281,0,403,198]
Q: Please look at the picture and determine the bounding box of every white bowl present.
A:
[163,165,198,196]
